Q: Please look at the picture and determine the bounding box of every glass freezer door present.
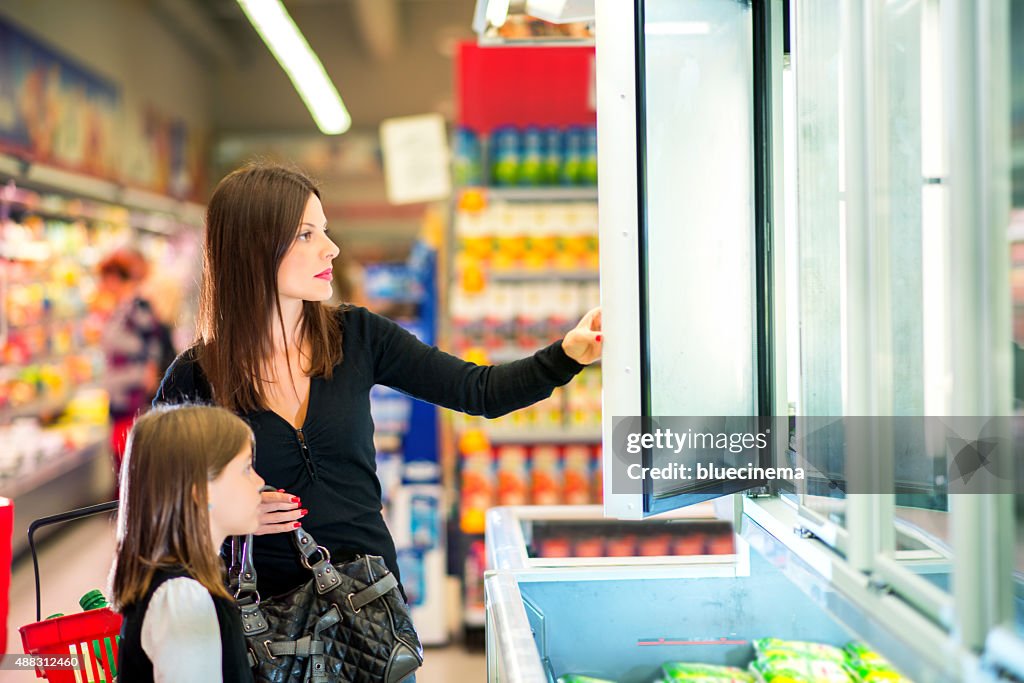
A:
[598,0,776,518]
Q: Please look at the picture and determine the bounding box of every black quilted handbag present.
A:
[229,520,422,683]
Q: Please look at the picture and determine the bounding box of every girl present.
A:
[111,404,264,683]
[155,162,602,602]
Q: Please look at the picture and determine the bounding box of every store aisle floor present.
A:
[6,515,486,682]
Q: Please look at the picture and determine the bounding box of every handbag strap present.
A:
[349,572,398,612]
[230,524,323,596]
[230,485,325,596]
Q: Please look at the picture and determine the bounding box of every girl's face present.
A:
[207,444,264,540]
[277,193,339,304]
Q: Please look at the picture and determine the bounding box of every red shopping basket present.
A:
[18,500,121,681]
[20,609,121,682]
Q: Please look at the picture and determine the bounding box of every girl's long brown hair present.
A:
[110,404,254,608]
[198,162,342,413]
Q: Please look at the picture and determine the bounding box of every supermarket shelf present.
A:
[4,349,88,369]
[6,315,84,331]
[1,436,106,500]
[0,154,205,228]
[0,394,75,424]
[3,203,122,227]
[487,269,599,283]
[464,186,598,202]
[0,382,102,424]
[479,428,601,444]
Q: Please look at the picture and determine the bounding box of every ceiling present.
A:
[175,0,478,134]
[151,0,478,258]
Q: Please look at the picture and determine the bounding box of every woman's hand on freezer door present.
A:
[562,307,602,365]
[254,489,307,535]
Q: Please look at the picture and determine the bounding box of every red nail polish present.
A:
[301,509,309,516]
[294,522,302,528]
[277,489,285,493]
[291,497,301,503]
[596,334,603,342]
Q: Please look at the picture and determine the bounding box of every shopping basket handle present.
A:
[28,500,119,622]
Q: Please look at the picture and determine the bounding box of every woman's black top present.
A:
[154,305,585,598]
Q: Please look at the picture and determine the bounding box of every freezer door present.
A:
[598,0,775,518]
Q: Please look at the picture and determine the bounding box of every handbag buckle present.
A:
[236,589,261,605]
[347,592,361,614]
[263,639,277,660]
[300,545,331,570]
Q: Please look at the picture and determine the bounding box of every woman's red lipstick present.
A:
[315,268,333,280]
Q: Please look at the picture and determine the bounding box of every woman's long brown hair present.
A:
[197,162,342,413]
[110,404,254,608]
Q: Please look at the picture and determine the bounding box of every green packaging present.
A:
[753,638,848,665]
[844,642,913,682]
[556,676,616,683]
[751,657,855,683]
[661,661,756,682]
[750,639,854,683]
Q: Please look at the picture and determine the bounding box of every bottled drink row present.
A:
[453,125,598,187]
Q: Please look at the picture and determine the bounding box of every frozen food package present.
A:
[844,642,914,682]
[750,657,855,683]
[661,661,756,682]
[752,638,847,664]
[751,638,854,683]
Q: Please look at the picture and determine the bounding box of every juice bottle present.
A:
[519,126,544,186]
[542,127,564,185]
[560,127,584,185]
[491,126,521,186]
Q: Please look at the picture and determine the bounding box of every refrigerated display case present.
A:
[482,0,1022,680]
[484,502,965,683]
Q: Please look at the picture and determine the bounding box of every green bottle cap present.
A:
[79,589,108,611]
[44,613,65,620]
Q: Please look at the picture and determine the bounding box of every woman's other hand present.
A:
[254,489,307,535]
[562,307,602,365]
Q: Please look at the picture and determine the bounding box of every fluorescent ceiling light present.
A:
[645,21,712,36]
[237,0,351,135]
[486,0,512,28]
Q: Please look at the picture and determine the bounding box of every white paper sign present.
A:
[379,114,451,205]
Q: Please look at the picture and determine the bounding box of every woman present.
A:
[97,248,169,476]
[155,162,602,601]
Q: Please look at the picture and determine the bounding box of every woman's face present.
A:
[207,444,264,539]
[277,193,339,303]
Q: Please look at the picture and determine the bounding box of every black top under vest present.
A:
[118,566,254,683]
[154,305,584,598]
